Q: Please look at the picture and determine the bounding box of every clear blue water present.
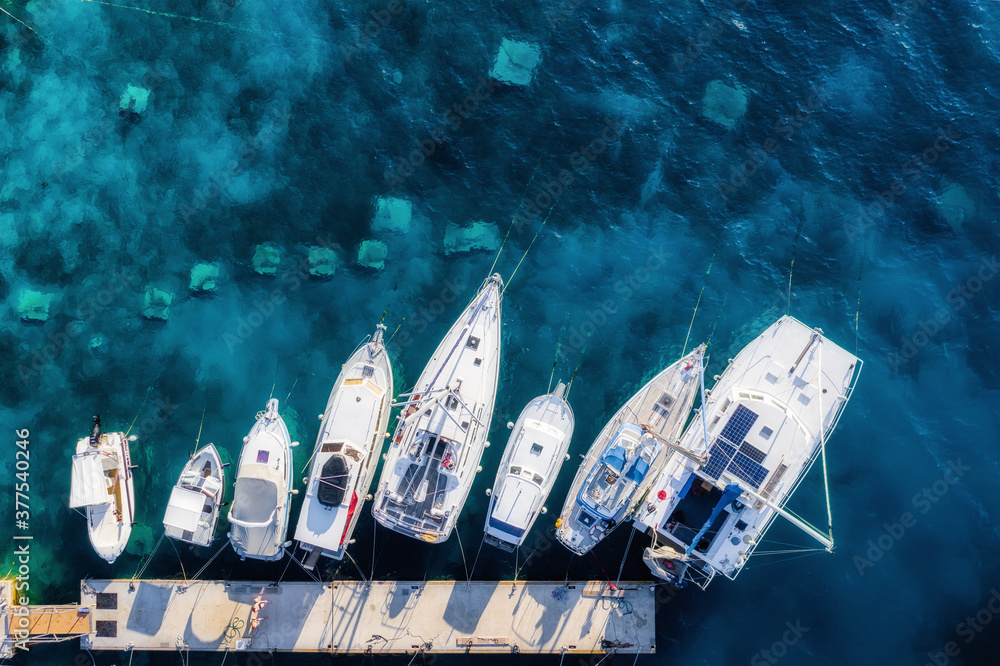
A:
[1,0,998,664]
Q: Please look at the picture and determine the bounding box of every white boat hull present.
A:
[556,346,704,556]
[228,399,295,562]
[164,444,225,548]
[636,316,862,588]
[295,324,393,564]
[373,274,503,544]
[71,431,135,564]
[484,382,574,551]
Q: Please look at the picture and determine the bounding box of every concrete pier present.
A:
[66,579,654,655]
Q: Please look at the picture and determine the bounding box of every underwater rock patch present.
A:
[252,244,281,275]
[702,80,748,128]
[372,196,413,234]
[936,180,975,233]
[357,240,388,270]
[18,290,52,322]
[443,221,500,255]
[307,246,339,278]
[142,286,174,321]
[119,84,151,115]
[189,263,220,292]
[490,39,542,86]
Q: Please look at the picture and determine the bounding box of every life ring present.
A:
[589,523,606,541]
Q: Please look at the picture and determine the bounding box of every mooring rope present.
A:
[78,0,239,27]
[191,540,229,581]
[168,537,187,582]
[456,527,470,586]
[503,205,556,297]
[344,548,369,586]
[682,249,717,356]
[133,532,165,580]
[488,162,542,278]
[468,536,486,582]
[614,526,637,587]
[786,216,805,314]
[125,381,157,438]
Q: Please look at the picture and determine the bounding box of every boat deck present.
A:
[55,579,655,655]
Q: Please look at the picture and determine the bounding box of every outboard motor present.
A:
[89,415,102,447]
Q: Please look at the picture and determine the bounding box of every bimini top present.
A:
[230,475,280,528]
[163,487,208,532]
[70,452,115,508]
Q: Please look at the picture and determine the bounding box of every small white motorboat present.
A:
[163,444,227,548]
[70,416,136,564]
[484,381,574,552]
[372,274,503,544]
[294,323,394,567]
[555,346,704,556]
[228,399,297,561]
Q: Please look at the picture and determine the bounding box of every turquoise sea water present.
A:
[1,0,998,664]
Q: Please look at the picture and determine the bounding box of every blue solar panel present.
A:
[703,440,736,480]
[739,441,767,464]
[719,405,759,446]
[728,452,769,489]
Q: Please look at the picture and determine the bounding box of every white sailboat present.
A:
[228,398,298,561]
[294,323,394,567]
[163,444,226,548]
[634,316,862,589]
[555,346,705,556]
[69,416,136,564]
[372,274,503,544]
[484,381,574,551]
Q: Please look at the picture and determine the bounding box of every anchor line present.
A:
[191,540,229,580]
[503,204,557,297]
[786,215,805,314]
[488,160,543,279]
[682,247,718,356]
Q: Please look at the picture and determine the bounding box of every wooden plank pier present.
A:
[3,578,656,656]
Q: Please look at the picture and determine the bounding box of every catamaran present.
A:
[163,444,226,548]
[294,323,394,567]
[555,346,705,556]
[372,274,503,544]
[228,398,298,561]
[484,381,574,551]
[70,416,136,563]
[635,316,862,589]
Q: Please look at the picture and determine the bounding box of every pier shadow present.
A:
[125,581,172,635]
[512,584,572,648]
[442,581,499,634]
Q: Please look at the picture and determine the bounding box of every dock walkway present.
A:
[40,579,656,655]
